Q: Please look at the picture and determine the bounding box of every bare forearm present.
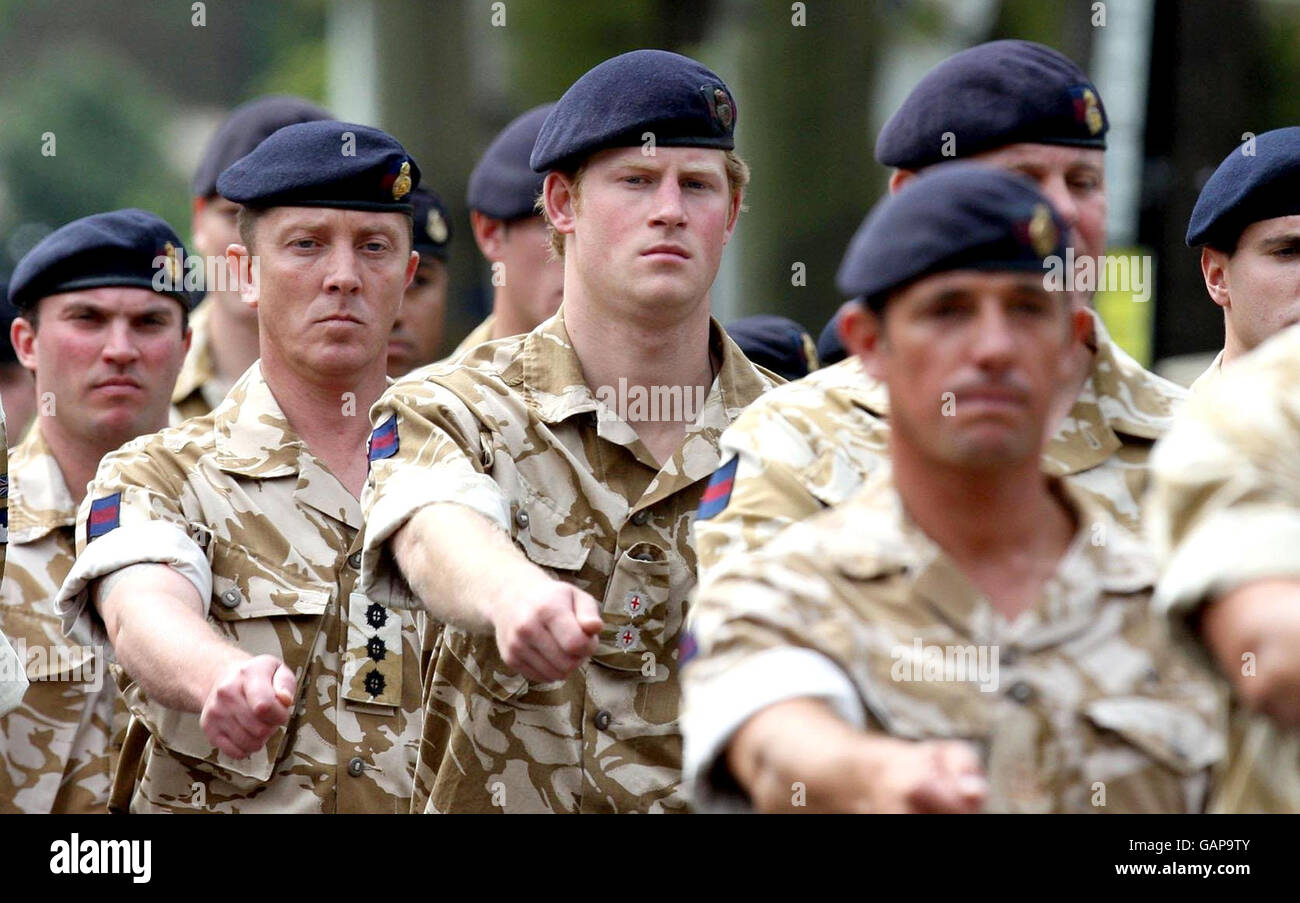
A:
[392,503,550,634]
[727,698,875,812]
[99,567,246,713]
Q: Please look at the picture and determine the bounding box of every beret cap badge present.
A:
[712,87,734,130]
[391,161,412,200]
[162,241,183,284]
[425,208,448,244]
[1028,203,1058,258]
[1075,87,1103,136]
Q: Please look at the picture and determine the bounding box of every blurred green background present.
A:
[1,0,1297,371]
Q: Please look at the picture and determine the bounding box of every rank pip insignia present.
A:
[392,161,412,200]
[625,591,645,617]
[615,625,640,651]
[1027,204,1058,258]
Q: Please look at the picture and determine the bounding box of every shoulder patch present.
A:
[696,455,739,520]
[87,492,122,542]
[678,628,698,666]
[368,414,399,462]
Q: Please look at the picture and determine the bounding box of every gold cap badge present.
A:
[713,88,734,130]
[162,241,183,284]
[1028,204,1058,258]
[392,161,412,200]
[1081,88,1102,136]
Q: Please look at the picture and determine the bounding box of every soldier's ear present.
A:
[470,211,507,262]
[11,316,37,373]
[543,172,578,238]
[840,302,886,379]
[1201,246,1232,310]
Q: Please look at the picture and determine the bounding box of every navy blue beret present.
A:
[217,120,421,213]
[8,209,198,313]
[410,187,452,259]
[0,282,16,364]
[726,315,819,381]
[468,104,555,220]
[815,308,848,367]
[837,163,1070,311]
[876,40,1107,171]
[192,95,331,198]
[1187,127,1300,249]
[531,49,736,173]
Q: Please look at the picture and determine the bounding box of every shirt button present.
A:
[347,551,362,569]
[594,710,612,731]
[219,589,241,609]
[1000,648,1019,667]
[631,510,649,527]
[515,509,530,529]
[347,757,365,778]
[1008,680,1035,704]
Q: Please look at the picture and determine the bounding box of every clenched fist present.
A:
[200,654,297,759]
[493,579,604,682]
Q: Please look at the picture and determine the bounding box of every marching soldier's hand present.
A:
[200,654,297,759]
[1204,578,1300,726]
[494,579,603,682]
[859,737,988,814]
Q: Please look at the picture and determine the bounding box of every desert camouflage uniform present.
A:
[449,314,498,361]
[0,426,127,812]
[0,406,19,718]
[56,363,421,813]
[683,471,1226,813]
[361,309,778,813]
[695,311,1185,572]
[170,300,230,423]
[1187,349,1225,396]
[1150,324,1300,813]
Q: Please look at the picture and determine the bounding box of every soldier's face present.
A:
[12,287,189,445]
[239,207,417,381]
[553,146,741,315]
[858,270,1083,469]
[500,216,564,328]
[968,143,1108,261]
[1204,215,1300,353]
[192,195,256,324]
[387,258,447,377]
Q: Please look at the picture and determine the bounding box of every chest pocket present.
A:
[124,539,331,785]
[0,607,96,681]
[593,542,673,672]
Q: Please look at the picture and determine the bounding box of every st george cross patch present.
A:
[368,414,399,462]
[696,455,739,520]
[87,492,122,541]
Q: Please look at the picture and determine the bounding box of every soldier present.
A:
[724,315,818,381]
[694,40,1184,577]
[0,290,36,443]
[360,49,778,813]
[387,186,453,377]
[683,165,1225,813]
[0,209,193,813]
[1185,127,1300,392]
[54,122,424,813]
[454,103,564,357]
[174,95,330,421]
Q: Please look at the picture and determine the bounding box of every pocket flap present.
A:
[1084,697,1223,774]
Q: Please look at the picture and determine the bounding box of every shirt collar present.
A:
[7,424,76,543]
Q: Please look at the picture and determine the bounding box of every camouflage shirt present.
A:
[0,426,127,812]
[1149,323,1300,813]
[683,472,1226,813]
[0,405,19,718]
[57,363,421,813]
[170,299,231,423]
[361,308,778,813]
[449,314,498,361]
[695,311,1186,573]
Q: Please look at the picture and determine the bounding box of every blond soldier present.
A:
[361,50,777,813]
[696,40,1183,571]
[684,166,1224,813]
[0,210,193,813]
[54,122,424,813]
[453,103,564,359]
[174,95,330,422]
